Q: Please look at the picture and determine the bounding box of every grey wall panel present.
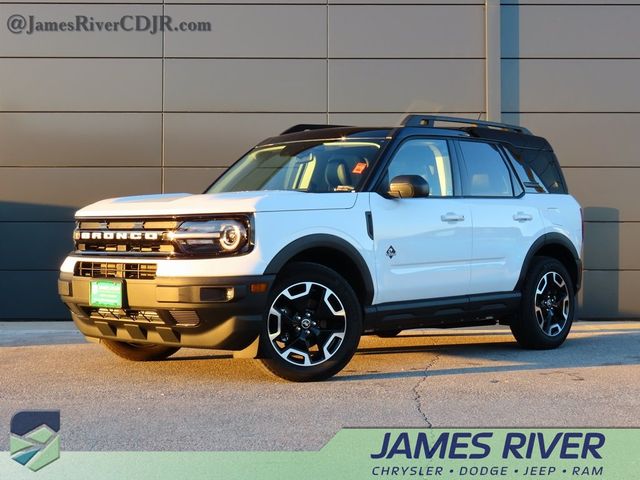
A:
[0,59,162,111]
[579,270,640,319]
[503,59,640,113]
[0,5,162,57]
[329,59,484,112]
[0,168,161,221]
[165,5,326,58]
[563,168,640,222]
[502,6,640,59]
[329,6,484,58]
[329,112,485,126]
[1,222,73,270]
[502,113,640,168]
[164,113,325,167]
[164,59,326,112]
[164,168,226,193]
[584,222,640,271]
[503,1,639,4]
[0,113,161,167]
[0,271,67,319]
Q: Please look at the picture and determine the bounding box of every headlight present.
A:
[167,218,250,256]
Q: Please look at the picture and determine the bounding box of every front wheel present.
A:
[511,256,575,349]
[259,262,362,382]
[101,339,180,361]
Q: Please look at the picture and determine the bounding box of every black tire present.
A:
[259,262,362,382]
[376,329,402,338]
[511,256,575,349]
[101,339,180,361]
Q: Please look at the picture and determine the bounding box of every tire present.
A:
[376,329,402,338]
[511,256,575,349]
[101,339,180,361]
[259,262,362,382]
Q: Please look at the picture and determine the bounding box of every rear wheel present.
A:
[259,262,362,382]
[511,256,575,349]
[101,339,180,361]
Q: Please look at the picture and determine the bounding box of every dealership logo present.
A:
[10,411,60,471]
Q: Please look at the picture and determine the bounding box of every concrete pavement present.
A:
[0,321,638,451]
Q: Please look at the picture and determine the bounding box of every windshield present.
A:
[207,139,385,194]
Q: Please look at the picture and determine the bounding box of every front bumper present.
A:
[59,272,275,350]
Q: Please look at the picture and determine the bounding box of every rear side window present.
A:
[458,141,513,197]
[507,147,567,194]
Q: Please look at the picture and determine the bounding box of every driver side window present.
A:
[385,138,453,197]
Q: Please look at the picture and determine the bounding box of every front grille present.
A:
[74,219,180,256]
[75,262,157,280]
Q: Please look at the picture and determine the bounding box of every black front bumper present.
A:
[59,272,275,350]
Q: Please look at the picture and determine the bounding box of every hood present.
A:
[75,191,359,218]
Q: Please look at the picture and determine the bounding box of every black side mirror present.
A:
[388,175,430,198]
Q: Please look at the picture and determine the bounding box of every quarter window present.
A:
[385,139,453,197]
[459,141,513,197]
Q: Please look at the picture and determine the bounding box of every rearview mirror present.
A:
[388,175,430,199]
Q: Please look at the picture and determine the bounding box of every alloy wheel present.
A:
[267,282,347,366]
[534,271,570,337]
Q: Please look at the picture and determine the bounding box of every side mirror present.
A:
[388,175,430,199]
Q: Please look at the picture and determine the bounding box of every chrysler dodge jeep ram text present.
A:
[59,115,583,381]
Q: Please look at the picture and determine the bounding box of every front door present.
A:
[370,137,472,304]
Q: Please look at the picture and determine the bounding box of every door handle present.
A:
[513,212,533,222]
[441,212,465,222]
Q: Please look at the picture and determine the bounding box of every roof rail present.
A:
[400,115,532,135]
[280,124,347,135]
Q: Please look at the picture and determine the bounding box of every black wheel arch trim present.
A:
[263,234,375,305]
[517,233,582,293]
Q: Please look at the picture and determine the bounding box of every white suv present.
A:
[59,115,583,381]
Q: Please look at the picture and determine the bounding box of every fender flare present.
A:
[263,234,375,305]
[517,233,582,293]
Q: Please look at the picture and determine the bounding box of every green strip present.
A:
[2,429,638,479]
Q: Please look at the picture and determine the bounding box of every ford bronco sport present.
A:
[59,115,583,381]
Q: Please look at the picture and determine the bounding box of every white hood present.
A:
[75,191,359,218]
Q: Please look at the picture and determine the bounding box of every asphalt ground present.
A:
[0,321,638,451]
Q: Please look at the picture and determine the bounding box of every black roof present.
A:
[257,126,391,147]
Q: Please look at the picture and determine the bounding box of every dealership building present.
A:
[0,0,636,320]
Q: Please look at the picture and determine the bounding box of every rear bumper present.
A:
[58,272,274,350]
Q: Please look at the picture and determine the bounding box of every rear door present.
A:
[455,140,544,294]
[370,137,472,304]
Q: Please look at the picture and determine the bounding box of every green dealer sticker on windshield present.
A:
[90,280,123,308]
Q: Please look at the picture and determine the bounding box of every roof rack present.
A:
[280,124,347,135]
[401,115,532,135]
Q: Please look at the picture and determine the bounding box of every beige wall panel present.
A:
[502,113,640,168]
[583,222,640,271]
[164,5,326,58]
[0,113,161,167]
[0,222,73,270]
[164,113,325,167]
[164,168,226,193]
[331,0,481,4]
[502,59,640,112]
[0,168,161,221]
[329,6,484,58]
[329,59,484,112]
[580,270,640,319]
[564,168,640,222]
[164,59,326,112]
[503,6,640,58]
[0,5,162,57]
[0,59,162,111]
